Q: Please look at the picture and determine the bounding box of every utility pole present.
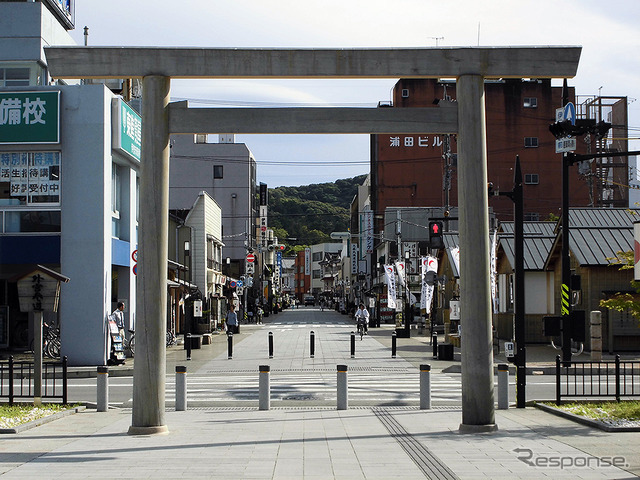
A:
[560,79,572,365]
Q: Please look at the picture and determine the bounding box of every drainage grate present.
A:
[373,408,459,480]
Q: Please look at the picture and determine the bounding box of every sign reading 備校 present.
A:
[0,91,60,144]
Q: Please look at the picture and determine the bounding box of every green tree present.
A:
[599,250,640,318]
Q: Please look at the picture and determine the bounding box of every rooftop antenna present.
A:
[477,22,480,46]
[428,37,444,47]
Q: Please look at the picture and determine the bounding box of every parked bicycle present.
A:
[123,329,135,357]
[166,330,177,347]
[29,322,61,358]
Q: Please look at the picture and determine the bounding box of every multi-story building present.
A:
[370,78,628,226]
[169,133,258,280]
[0,1,140,364]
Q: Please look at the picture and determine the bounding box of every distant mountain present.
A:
[269,175,367,247]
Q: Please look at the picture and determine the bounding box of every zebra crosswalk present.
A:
[164,371,462,406]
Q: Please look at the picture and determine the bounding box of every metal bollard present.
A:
[420,364,431,410]
[268,331,274,359]
[97,366,109,412]
[176,365,187,411]
[391,331,397,358]
[337,364,348,410]
[310,331,315,358]
[259,365,270,410]
[498,363,509,410]
[350,332,355,358]
[186,333,192,361]
[227,331,233,359]
[432,334,438,358]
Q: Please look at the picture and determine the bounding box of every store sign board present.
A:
[112,98,142,161]
[0,91,60,144]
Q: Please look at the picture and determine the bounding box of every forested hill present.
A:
[268,175,367,247]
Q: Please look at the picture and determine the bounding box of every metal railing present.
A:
[0,356,68,405]
[555,355,640,404]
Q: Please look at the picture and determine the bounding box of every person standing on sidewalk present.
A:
[225,302,238,334]
[112,302,126,342]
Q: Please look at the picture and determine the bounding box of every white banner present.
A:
[364,210,374,254]
[384,264,397,309]
[491,230,499,313]
[304,247,311,276]
[351,243,359,275]
[450,246,460,276]
[420,256,438,311]
[394,260,406,287]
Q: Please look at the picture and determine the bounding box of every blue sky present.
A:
[69,0,640,187]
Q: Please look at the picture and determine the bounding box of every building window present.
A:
[524,137,539,148]
[312,269,321,279]
[523,97,537,108]
[312,252,322,262]
[213,165,223,179]
[0,152,61,206]
[524,173,539,185]
[524,212,540,221]
[112,164,121,238]
[0,63,46,86]
[401,89,409,98]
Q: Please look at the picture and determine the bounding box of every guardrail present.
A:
[0,356,68,405]
[555,355,639,404]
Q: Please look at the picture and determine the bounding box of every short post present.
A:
[432,334,438,358]
[175,365,187,411]
[97,366,109,412]
[590,311,602,362]
[555,355,561,405]
[259,365,270,411]
[337,364,348,410]
[227,331,233,359]
[420,364,431,410]
[615,355,621,402]
[186,332,192,361]
[498,363,509,410]
[310,331,315,358]
[391,331,397,358]
[268,331,274,359]
[350,331,355,358]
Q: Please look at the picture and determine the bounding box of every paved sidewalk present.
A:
[1,307,639,479]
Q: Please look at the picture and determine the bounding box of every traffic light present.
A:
[428,221,444,249]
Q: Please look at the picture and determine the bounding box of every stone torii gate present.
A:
[45,46,581,434]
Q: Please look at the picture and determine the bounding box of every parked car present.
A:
[304,296,315,306]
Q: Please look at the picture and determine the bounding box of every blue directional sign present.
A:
[563,102,576,126]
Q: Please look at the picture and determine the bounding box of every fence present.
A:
[555,355,640,404]
[0,356,68,405]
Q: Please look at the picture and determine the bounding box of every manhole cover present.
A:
[282,394,317,401]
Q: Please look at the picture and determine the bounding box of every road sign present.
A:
[556,102,576,125]
[246,253,255,263]
[246,262,255,274]
[555,137,577,153]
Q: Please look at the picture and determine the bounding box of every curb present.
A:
[0,405,86,434]
[534,402,640,432]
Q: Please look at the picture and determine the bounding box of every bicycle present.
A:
[166,330,177,347]
[123,329,135,357]
[29,322,61,358]
[356,318,365,340]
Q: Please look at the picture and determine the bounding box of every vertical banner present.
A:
[260,205,268,248]
[364,210,374,254]
[384,264,397,309]
[395,260,406,287]
[420,256,438,311]
[351,243,359,275]
[304,248,311,276]
[491,230,499,313]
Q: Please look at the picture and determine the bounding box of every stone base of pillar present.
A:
[458,423,498,433]
[128,425,170,436]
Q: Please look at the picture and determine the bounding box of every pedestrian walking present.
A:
[226,302,239,334]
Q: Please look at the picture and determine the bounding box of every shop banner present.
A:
[384,264,397,309]
[420,256,438,311]
[394,260,406,287]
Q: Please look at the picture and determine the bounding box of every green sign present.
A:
[113,98,141,162]
[0,91,60,144]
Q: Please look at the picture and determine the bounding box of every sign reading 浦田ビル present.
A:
[0,91,60,144]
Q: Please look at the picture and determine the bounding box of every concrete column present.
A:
[129,75,171,435]
[456,74,497,432]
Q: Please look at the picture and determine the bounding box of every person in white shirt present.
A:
[355,303,369,334]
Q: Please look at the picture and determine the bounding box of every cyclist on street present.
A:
[355,303,369,335]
